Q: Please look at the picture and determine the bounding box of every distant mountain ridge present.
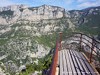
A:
[0,4,100,27]
[0,4,100,37]
[69,6,100,25]
[69,6,100,34]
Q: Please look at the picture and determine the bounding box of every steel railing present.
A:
[69,33,100,63]
[49,32,100,75]
[49,32,62,75]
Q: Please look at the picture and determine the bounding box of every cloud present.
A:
[77,0,100,8]
[77,0,87,3]
[0,0,15,7]
[65,0,74,4]
[0,0,100,10]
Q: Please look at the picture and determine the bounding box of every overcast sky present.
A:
[0,0,100,10]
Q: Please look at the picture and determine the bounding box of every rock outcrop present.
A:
[0,5,66,25]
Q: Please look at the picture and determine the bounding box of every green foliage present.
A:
[35,33,57,48]
[0,29,15,38]
[35,28,74,48]
[76,25,100,35]
[19,64,34,75]
[0,63,5,70]
[96,50,100,62]
[0,10,14,15]
[61,28,73,40]
[11,23,22,28]
[0,39,8,45]
[83,13,100,28]
[19,50,53,75]
[28,7,34,11]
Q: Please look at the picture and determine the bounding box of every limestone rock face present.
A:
[0,5,28,12]
[0,5,66,25]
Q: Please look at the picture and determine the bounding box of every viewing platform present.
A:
[58,49,98,75]
[49,33,100,75]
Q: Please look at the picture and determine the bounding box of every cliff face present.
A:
[0,5,74,36]
[0,5,100,27]
[0,5,67,25]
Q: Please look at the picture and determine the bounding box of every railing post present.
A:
[80,33,82,51]
[90,37,94,63]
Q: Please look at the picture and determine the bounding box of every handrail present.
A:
[49,41,59,75]
[49,32,62,75]
[68,33,100,63]
[72,32,100,43]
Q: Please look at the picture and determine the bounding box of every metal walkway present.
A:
[59,49,98,75]
[49,33,100,75]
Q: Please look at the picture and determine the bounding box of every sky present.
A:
[0,0,100,10]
